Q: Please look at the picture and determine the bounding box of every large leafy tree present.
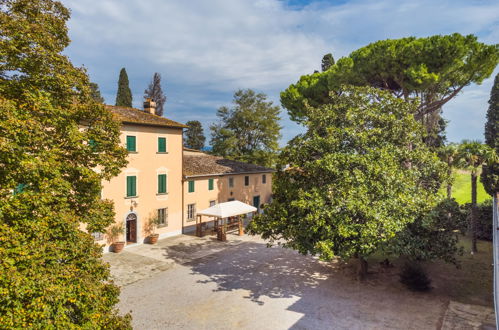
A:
[0,0,130,327]
[144,72,166,116]
[457,141,496,253]
[210,89,281,167]
[248,86,445,278]
[115,67,132,107]
[184,120,206,150]
[281,34,498,146]
[482,73,499,195]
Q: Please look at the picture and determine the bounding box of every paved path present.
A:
[106,234,455,329]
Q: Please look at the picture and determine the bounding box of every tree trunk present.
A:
[447,165,453,199]
[471,172,478,253]
[358,256,368,280]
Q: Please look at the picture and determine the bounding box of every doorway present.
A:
[126,212,137,244]
[253,195,260,211]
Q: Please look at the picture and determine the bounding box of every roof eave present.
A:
[183,169,275,179]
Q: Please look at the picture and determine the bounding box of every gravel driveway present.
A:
[105,234,458,329]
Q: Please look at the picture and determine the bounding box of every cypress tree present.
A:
[481,73,499,195]
[321,53,334,72]
[90,82,105,103]
[115,68,132,107]
[144,72,167,116]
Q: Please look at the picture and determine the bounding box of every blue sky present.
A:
[61,0,499,145]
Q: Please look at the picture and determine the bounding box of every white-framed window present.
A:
[187,203,196,221]
[209,200,216,207]
[158,208,168,227]
[91,232,104,241]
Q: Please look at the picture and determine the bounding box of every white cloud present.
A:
[61,0,499,145]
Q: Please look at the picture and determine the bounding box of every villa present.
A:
[94,99,273,251]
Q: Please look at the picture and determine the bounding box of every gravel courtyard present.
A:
[104,234,494,329]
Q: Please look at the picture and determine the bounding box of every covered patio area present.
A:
[195,200,257,241]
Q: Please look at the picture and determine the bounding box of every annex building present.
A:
[94,100,273,251]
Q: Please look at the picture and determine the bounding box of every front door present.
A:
[253,195,260,211]
[126,213,137,243]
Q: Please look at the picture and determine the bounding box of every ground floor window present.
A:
[209,200,216,207]
[91,232,104,241]
[158,208,168,227]
[228,198,235,202]
[187,203,196,221]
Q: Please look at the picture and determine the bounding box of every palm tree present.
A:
[439,143,459,199]
[457,140,497,253]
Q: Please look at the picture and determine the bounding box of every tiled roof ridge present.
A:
[105,105,187,129]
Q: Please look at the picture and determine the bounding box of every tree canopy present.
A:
[482,73,499,195]
[115,67,132,107]
[248,86,445,277]
[144,72,166,116]
[184,120,206,150]
[90,82,105,103]
[0,0,130,327]
[282,34,498,123]
[210,89,281,167]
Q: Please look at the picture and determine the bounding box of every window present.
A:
[91,232,104,241]
[187,204,196,221]
[158,174,167,194]
[126,135,136,152]
[209,200,216,207]
[188,180,195,193]
[158,208,168,227]
[158,137,167,153]
[228,198,235,202]
[262,174,267,184]
[89,139,97,151]
[244,176,249,186]
[208,178,214,191]
[126,176,137,197]
[228,177,234,188]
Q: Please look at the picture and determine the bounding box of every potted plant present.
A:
[107,222,125,253]
[145,215,160,244]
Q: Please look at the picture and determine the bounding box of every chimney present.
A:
[143,98,156,115]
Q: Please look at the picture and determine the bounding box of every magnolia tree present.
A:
[248,86,446,278]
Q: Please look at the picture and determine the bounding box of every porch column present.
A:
[196,214,202,237]
[238,215,244,236]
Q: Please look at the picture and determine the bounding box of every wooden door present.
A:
[126,213,137,243]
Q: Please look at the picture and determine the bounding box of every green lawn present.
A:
[448,170,491,205]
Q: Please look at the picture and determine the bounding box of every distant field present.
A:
[446,170,491,205]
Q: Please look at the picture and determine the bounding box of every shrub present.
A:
[461,200,493,241]
[399,262,432,292]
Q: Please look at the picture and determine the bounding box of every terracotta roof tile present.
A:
[106,105,187,129]
[184,152,274,177]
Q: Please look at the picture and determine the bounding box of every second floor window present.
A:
[126,135,136,152]
[158,137,167,153]
[158,174,167,194]
[188,180,195,193]
[187,203,196,220]
[262,174,267,184]
[244,176,249,186]
[228,177,234,188]
[126,176,137,197]
[208,178,214,191]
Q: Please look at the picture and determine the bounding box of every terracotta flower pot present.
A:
[148,234,159,244]
[112,241,125,253]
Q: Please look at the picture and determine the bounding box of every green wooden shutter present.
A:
[158,137,166,153]
[208,178,214,190]
[188,180,195,193]
[126,136,136,152]
[158,174,167,194]
[127,176,136,197]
